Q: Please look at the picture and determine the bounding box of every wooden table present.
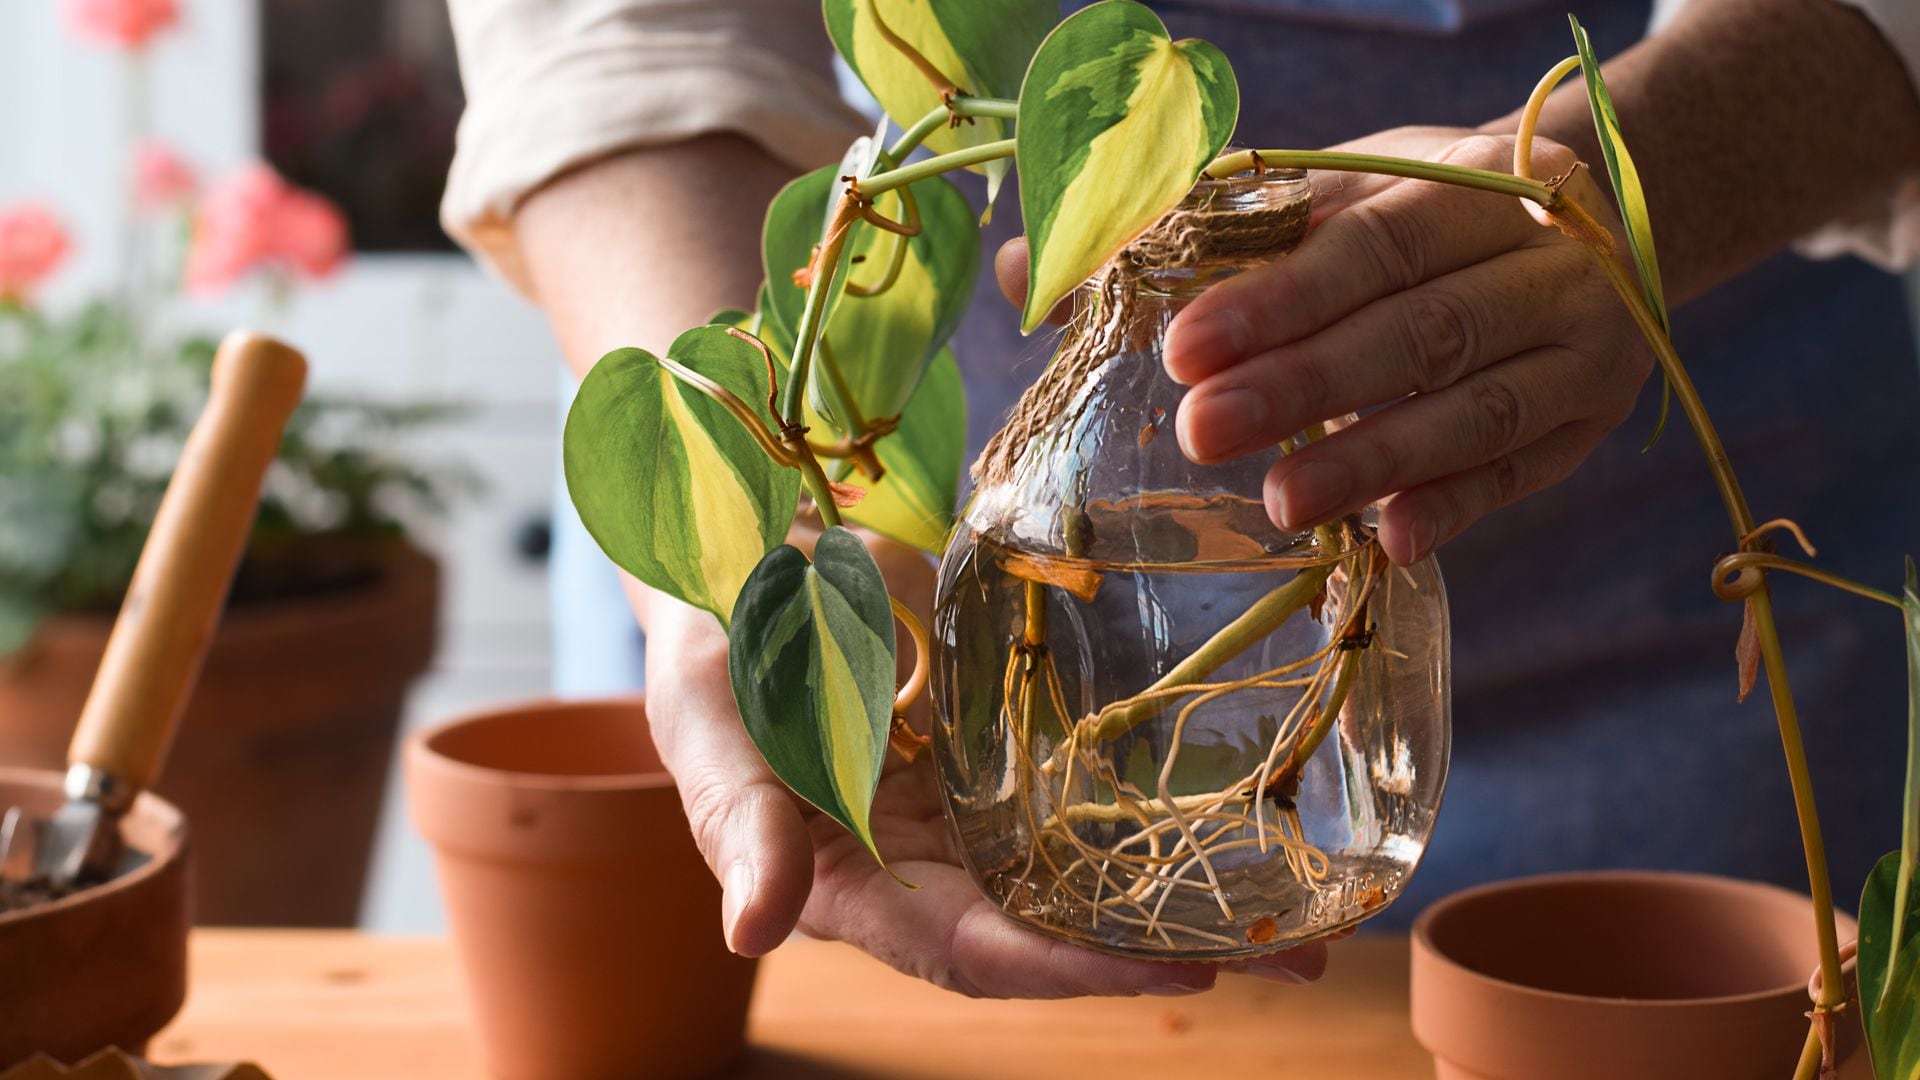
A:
[155,931,1430,1079]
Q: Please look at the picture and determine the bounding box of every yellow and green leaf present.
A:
[1570,14,1673,448]
[1016,0,1239,332]
[562,326,799,625]
[763,164,977,436]
[728,526,902,871]
[823,0,1055,214]
[1859,558,1920,1080]
[839,347,966,553]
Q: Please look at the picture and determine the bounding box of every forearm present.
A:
[517,134,797,631]
[1487,0,1920,302]
[517,134,796,381]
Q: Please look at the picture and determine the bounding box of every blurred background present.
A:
[0,0,560,933]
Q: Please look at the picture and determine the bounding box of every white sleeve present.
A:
[441,0,869,293]
[1650,0,1920,270]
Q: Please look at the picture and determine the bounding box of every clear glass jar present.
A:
[931,171,1451,960]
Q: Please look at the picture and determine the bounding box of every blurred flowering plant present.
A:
[5,0,466,658]
[62,0,179,50]
[0,184,465,654]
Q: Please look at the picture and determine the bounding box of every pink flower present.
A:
[133,139,198,212]
[271,191,347,279]
[185,163,349,294]
[0,204,73,303]
[62,0,179,49]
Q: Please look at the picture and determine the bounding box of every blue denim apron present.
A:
[553,0,1920,923]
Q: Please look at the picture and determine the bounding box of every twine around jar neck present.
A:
[973,169,1312,488]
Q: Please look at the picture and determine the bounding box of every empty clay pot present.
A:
[1411,870,1866,1080]
[0,768,191,1067]
[407,697,758,1080]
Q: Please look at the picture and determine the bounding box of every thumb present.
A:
[993,237,1072,327]
[642,604,815,957]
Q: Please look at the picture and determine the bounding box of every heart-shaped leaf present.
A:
[839,347,966,553]
[764,165,978,435]
[1860,557,1920,1079]
[563,326,798,625]
[1570,14,1673,448]
[824,0,1056,215]
[729,526,901,869]
[1016,0,1238,332]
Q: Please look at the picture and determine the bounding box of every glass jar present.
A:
[931,170,1451,960]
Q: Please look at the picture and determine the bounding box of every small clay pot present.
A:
[407,697,758,1080]
[0,768,191,1067]
[1411,870,1867,1080]
[0,543,437,926]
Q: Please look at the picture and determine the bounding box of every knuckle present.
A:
[1402,290,1477,392]
[1436,132,1509,169]
[1469,378,1525,457]
[1279,349,1336,420]
[679,772,743,865]
[1347,202,1428,291]
[1487,449,1524,507]
[1354,431,1401,489]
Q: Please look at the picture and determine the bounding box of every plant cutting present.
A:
[561,1,1919,1073]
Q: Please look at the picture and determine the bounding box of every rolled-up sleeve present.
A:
[1652,0,1920,270]
[442,0,869,292]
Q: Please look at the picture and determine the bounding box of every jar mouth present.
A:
[1189,165,1308,194]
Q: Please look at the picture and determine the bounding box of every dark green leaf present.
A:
[728,526,902,871]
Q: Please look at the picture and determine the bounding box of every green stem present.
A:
[1576,238,1847,1016]
[861,139,1017,196]
[1208,149,1558,205]
[1091,563,1333,742]
[789,437,844,530]
[781,197,862,423]
[954,96,1018,120]
[887,97,1019,160]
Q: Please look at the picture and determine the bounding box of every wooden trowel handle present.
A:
[68,331,308,793]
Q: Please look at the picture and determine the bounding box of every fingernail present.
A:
[1142,980,1211,996]
[1166,312,1247,382]
[1231,949,1327,984]
[721,860,755,953]
[1180,387,1267,461]
[1278,460,1353,529]
[1409,517,1440,563]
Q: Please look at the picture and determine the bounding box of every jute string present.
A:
[973,182,1311,487]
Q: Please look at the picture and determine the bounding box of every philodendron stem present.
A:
[781,197,863,423]
[1207,149,1560,206]
[1091,561,1334,742]
[860,139,1018,196]
[1573,228,1847,1027]
[888,97,1019,160]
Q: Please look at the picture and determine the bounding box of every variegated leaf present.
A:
[563,326,798,625]
[729,526,901,870]
[1570,15,1673,448]
[824,0,1055,214]
[1016,0,1239,332]
[763,165,977,435]
[839,347,966,553]
[1860,558,1920,1080]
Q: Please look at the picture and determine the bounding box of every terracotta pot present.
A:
[0,543,437,927]
[0,768,191,1066]
[407,697,758,1080]
[1411,870,1867,1080]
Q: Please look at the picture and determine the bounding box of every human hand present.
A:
[632,523,1329,997]
[996,128,1650,565]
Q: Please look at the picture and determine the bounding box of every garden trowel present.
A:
[0,332,307,892]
